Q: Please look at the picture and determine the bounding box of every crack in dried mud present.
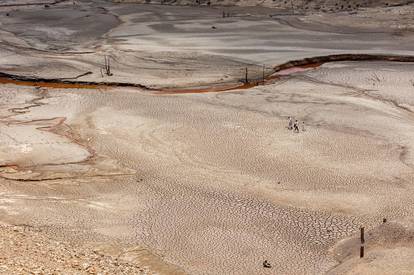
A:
[1,52,414,273]
[297,74,414,118]
[0,0,67,7]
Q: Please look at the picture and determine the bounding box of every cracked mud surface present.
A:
[2,61,414,273]
[1,1,414,274]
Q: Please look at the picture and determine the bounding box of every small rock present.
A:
[263,260,272,268]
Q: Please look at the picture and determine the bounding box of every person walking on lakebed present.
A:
[293,120,299,133]
[288,117,293,130]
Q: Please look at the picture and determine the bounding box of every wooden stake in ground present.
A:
[262,65,265,85]
[360,227,365,258]
[360,227,365,244]
[245,67,248,84]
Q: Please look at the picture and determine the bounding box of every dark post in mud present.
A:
[262,65,265,85]
[245,67,248,84]
[360,227,365,244]
[360,227,365,258]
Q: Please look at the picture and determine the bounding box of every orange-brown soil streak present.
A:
[298,62,323,69]
[0,77,102,89]
[1,54,414,94]
[157,81,260,94]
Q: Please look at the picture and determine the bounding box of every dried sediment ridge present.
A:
[0,0,66,8]
[0,87,134,181]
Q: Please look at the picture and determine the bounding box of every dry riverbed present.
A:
[1,1,414,274]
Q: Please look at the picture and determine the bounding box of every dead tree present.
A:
[101,56,113,77]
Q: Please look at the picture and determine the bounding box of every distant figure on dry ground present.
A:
[288,116,306,133]
[293,120,299,133]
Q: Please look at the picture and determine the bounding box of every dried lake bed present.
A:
[1,1,414,274]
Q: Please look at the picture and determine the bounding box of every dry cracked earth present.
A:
[0,1,414,274]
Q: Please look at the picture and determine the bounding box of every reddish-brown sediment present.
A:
[0,77,103,90]
[157,80,262,94]
[1,54,414,94]
[275,62,323,75]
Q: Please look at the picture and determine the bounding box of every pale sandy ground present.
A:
[1,1,414,274]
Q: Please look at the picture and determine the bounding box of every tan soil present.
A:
[1,1,414,274]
